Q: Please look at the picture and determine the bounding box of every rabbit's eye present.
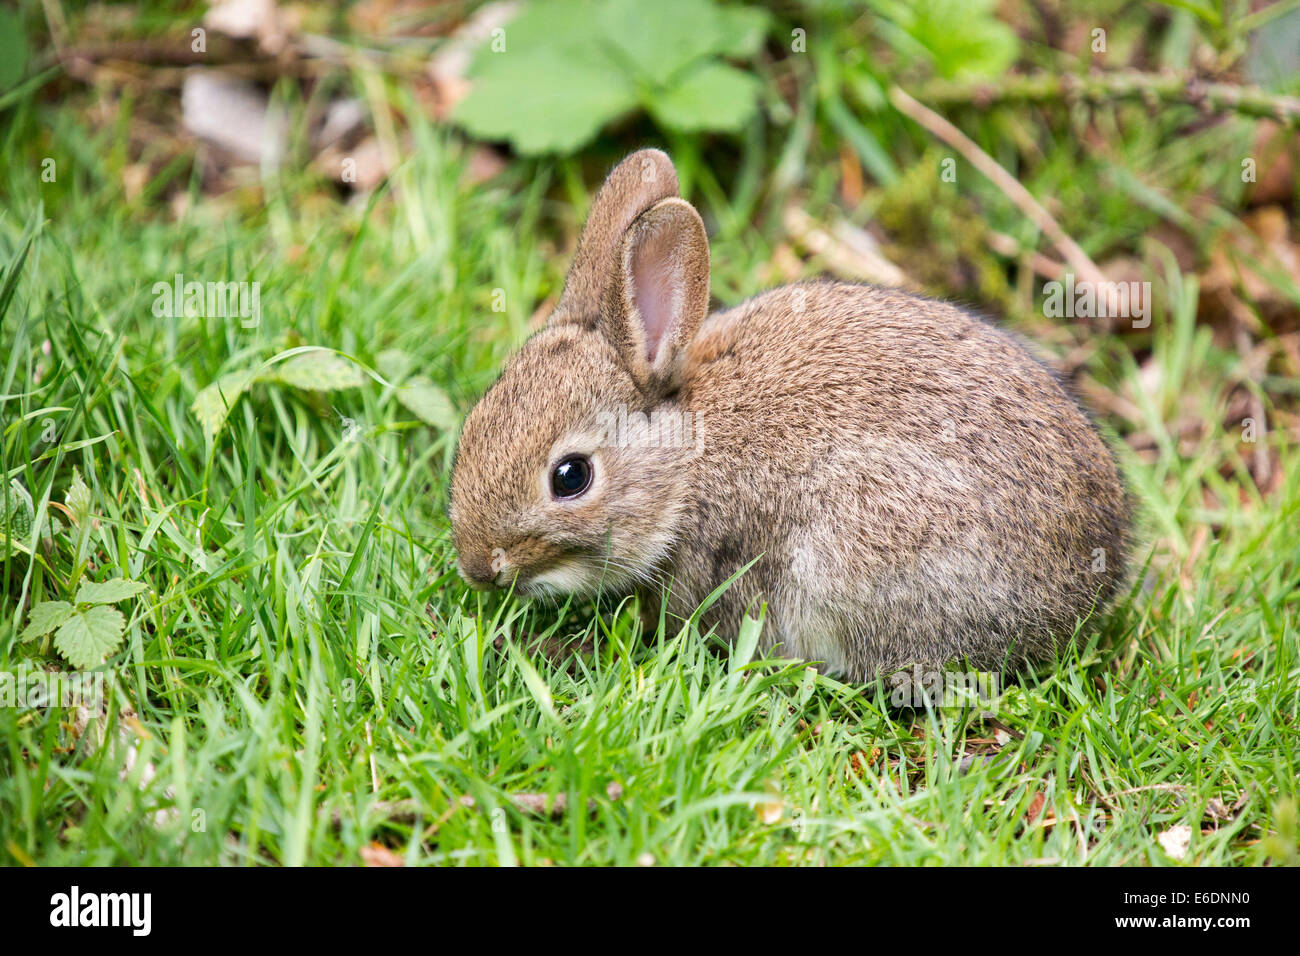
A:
[551,456,593,499]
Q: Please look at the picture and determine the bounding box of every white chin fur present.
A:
[519,557,638,599]
[518,560,600,599]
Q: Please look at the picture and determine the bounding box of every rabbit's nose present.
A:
[457,552,499,591]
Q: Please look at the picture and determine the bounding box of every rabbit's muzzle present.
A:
[456,552,499,591]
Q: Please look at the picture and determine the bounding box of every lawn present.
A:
[1,0,1298,866]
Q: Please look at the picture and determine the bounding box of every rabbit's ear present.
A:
[550,149,679,326]
[599,197,710,391]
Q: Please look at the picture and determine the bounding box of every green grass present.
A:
[3,15,1299,865]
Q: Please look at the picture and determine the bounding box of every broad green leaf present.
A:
[452,0,767,152]
[455,0,637,154]
[711,5,770,59]
[21,600,74,642]
[75,577,149,605]
[455,46,637,154]
[601,0,726,87]
[649,62,761,133]
[396,377,460,430]
[273,351,366,391]
[466,0,607,60]
[191,368,259,441]
[54,605,126,669]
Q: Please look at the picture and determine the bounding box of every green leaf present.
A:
[452,0,765,153]
[190,349,366,440]
[20,601,74,642]
[272,351,366,391]
[824,97,899,186]
[0,206,40,326]
[454,0,637,154]
[649,62,761,133]
[469,0,607,58]
[0,7,28,90]
[871,0,1018,80]
[2,478,34,538]
[601,0,726,87]
[191,368,259,441]
[65,466,92,525]
[75,577,149,605]
[712,5,770,59]
[730,613,763,674]
[396,377,460,430]
[374,348,413,382]
[54,606,126,669]
[455,45,637,154]
[506,642,559,723]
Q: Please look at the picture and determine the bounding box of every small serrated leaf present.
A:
[65,466,92,525]
[21,600,74,642]
[54,606,126,669]
[75,577,149,605]
[273,351,366,391]
[2,478,34,538]
[396,377,460,430]
[191,368,258,441]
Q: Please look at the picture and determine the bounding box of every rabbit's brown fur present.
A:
[449,150,1129,680]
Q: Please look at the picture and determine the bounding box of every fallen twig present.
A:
[908,70,1300,128]
[889,84,1108,290]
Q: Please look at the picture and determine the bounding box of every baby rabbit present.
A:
[449,149,1129,681]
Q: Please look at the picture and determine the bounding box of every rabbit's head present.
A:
[450,150,710,597]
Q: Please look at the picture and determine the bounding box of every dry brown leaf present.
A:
[1201,206,1300,331]
[847,747,882,778]
[1245,121,1299,207]
[839,141,864,206]
[360,842,404,867]
[1026,791,1046,824]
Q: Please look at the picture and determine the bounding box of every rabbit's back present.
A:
[674,281,1129,678]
